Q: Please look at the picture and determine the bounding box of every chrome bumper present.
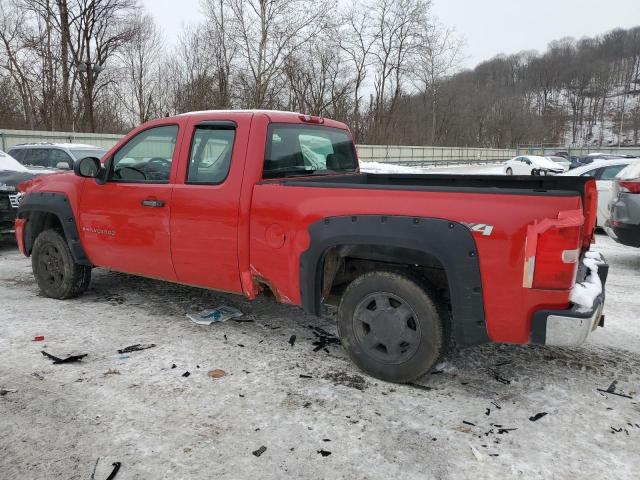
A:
[530,253,608,346]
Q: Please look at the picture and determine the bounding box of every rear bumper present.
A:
[530,253,608,346]
[604,222,640,248]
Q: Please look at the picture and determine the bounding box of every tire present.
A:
[32,229,91,299]
[505,167,513,175]
[337,271,445,383]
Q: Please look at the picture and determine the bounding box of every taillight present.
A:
[523,209,584,290]
[581,179,597,249]
[618,179,640,194]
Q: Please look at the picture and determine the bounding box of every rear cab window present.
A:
[263,124,357,178]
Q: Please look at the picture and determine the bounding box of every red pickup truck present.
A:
[15,110,608,383]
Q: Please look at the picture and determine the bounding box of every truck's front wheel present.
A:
[32,229,91,299]
[337,271,444,383]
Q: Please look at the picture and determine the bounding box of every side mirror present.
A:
[56,161,71,170]
[74,156,102,178]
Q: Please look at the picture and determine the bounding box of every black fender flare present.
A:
[17,191,91,266]
[299,215,489,347]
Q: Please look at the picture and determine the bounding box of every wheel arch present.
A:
[17,192,91,266]
[299,215,489,347]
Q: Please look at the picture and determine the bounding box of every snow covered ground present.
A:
[1,234,638,479]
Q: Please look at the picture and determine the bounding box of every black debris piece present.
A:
[252,446,267,457]
[610,426,623,433]
[597,381,633,399]
[493,374,511,385]
[303,402,312,408]
[308,325,341,352]
[239,394,245,398]
[288,335,296,347]
[105,462,121,480]
[322,438,331,442]
[317,449,332,457]
[323,371,368,391]
[431,370,444,375]
[485,408,491,416]
[491,401,502,410]
[182,371,191,378]
[117,344,155,354]
[232,318,254,323]
[462,421,476,426]
[237,344,245,347]
[41,351,87,364]
[223,334,228,341]
[171,364,177,369]
[489,454,499,457]
[299,374,313,379]
[529,412,548,422]
[497,428,517,434]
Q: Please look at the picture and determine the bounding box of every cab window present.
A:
[187,125,235,184]
[110,125,178,183]
[263,124,357,178]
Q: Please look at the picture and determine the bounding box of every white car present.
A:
[560,158,640,227]
[503,155,569,175]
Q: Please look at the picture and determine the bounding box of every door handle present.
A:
[141,199,165,208]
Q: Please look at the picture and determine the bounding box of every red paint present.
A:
[33,335,45,341]
[14,218,26,255]
[17,110,598,345]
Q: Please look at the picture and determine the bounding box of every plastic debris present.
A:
[103,369,121,376]
[186,306,243,325]
[597,380,633,399]
[288,335,296,347]
[529,412,548,422]
[317,449,332,457]
[463,420,476,426]
[299,374,312,379]
[182,371,191,378]
[117,344,155,354]
[41,351,87,364]
[171,364,177,369]
[0,388,18,396]
[308,325,341,351]
[207,369,226,379]
[470,445,484,462]
[252,446,267,457]
[105,462,121,480]
[33,335,45,341]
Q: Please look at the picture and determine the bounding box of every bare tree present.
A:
[119,12,163,124]
[413,18,464,144]
[227,0,333,108]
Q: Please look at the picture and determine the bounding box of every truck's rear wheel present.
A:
[32,229,91,299]
[337,271,444,383]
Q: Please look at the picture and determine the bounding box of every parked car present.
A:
[8,143,107,173]
[503,155,569,175]
[561,158,640,227]
[0,150,34,238]
[605,162,640,247]
[15,110,607,383]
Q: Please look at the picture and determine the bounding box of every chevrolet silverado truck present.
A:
[14,110,608,383]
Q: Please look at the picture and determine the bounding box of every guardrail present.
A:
[0,128,517,166]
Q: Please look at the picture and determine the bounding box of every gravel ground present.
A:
[1,233,639,480]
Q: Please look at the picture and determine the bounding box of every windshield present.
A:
[69,149,107,161]
[263,124,357,178]
[547,156,569,163]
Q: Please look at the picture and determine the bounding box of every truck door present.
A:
[169,116,251,293]
[78,123,182,280]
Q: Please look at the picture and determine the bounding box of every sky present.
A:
[141,0,640,70]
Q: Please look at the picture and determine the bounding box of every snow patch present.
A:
[570,254,605,313]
